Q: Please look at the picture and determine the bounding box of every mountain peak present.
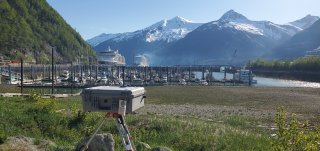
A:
[300,14,319,22]
[147,16,198,30]
[170,16,193,23]
[289,14,320,30]
[220,9,248,21]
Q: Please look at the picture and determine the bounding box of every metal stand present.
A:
[80,113,135,151]
[116,114,134,151]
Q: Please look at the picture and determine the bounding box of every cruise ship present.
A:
[134,54,150,67]
[97,47,125,65]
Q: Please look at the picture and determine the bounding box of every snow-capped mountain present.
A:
[88,16,202,47]
[204,10,300,41]
[157,10,319,65]
[87,33,123,46]
[91,10,319,65]
[143,16,203,43]
[93,16,203,64]
[267,19,320,59]
[288,15,319,30]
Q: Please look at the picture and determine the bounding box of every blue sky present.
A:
[47,0,320,40]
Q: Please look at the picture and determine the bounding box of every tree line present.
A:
[247,56,320,72]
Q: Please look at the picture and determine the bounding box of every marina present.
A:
[0,64,256,90]
[2,63,319,94]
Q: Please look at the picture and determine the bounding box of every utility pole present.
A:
[51,47,54,95]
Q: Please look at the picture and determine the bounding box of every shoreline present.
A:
[252,70,320,83]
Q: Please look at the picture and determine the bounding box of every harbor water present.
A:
[254,77,320,88]
[197,72,320,88]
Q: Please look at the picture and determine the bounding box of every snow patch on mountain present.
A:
[224,22,263,35]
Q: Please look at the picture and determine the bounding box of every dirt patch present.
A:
[145,86,320,117]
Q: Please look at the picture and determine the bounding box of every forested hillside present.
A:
[248,56,320,71]
[0,0,95,63]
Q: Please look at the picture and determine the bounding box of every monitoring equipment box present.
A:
[81,86,145,114]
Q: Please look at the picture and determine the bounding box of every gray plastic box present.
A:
[81,86,145,114]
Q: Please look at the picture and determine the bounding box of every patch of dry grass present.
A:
[145,86,320,120]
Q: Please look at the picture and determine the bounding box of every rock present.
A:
[151,146,172,151]
[136,141,151,150]
[0,136,56,151]
[76,133,114,151]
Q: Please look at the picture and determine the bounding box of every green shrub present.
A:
[272,107,320,151]
[0,128,6,144]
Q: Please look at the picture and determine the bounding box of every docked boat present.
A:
[233,69,257,84]
[178,79,187,85]
[160,76,167,83]
[131,79,144,86]
[97,73,108,85]
[198,80,208,86]
[59,70,69,82]
[97,47,125,65]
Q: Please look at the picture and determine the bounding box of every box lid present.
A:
[81,86,145,97]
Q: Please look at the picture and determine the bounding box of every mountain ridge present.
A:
[90,10,319,65]
[156,10,319,65]
[88,16,203,47]
[266,19,320,60]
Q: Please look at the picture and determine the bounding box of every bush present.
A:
[272,107,320,151]
[0,128,6,144]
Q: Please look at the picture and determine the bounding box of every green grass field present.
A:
[0,85,319,150]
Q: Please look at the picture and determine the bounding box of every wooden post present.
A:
[249,70,252,86]
[8,65,11,84]
[95,65,98,81]
[224,66,227,85]
[189,66,191,82]
[209,66,213,85]
[31,65,34,81]
[20,58,23,94]
[202,67,205,80]
[71,62,73,94]
[144,66,147,85]
[122,66,125,87]
[51,47,54,95]
[166,66,169,84]
[149,67,152,82]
